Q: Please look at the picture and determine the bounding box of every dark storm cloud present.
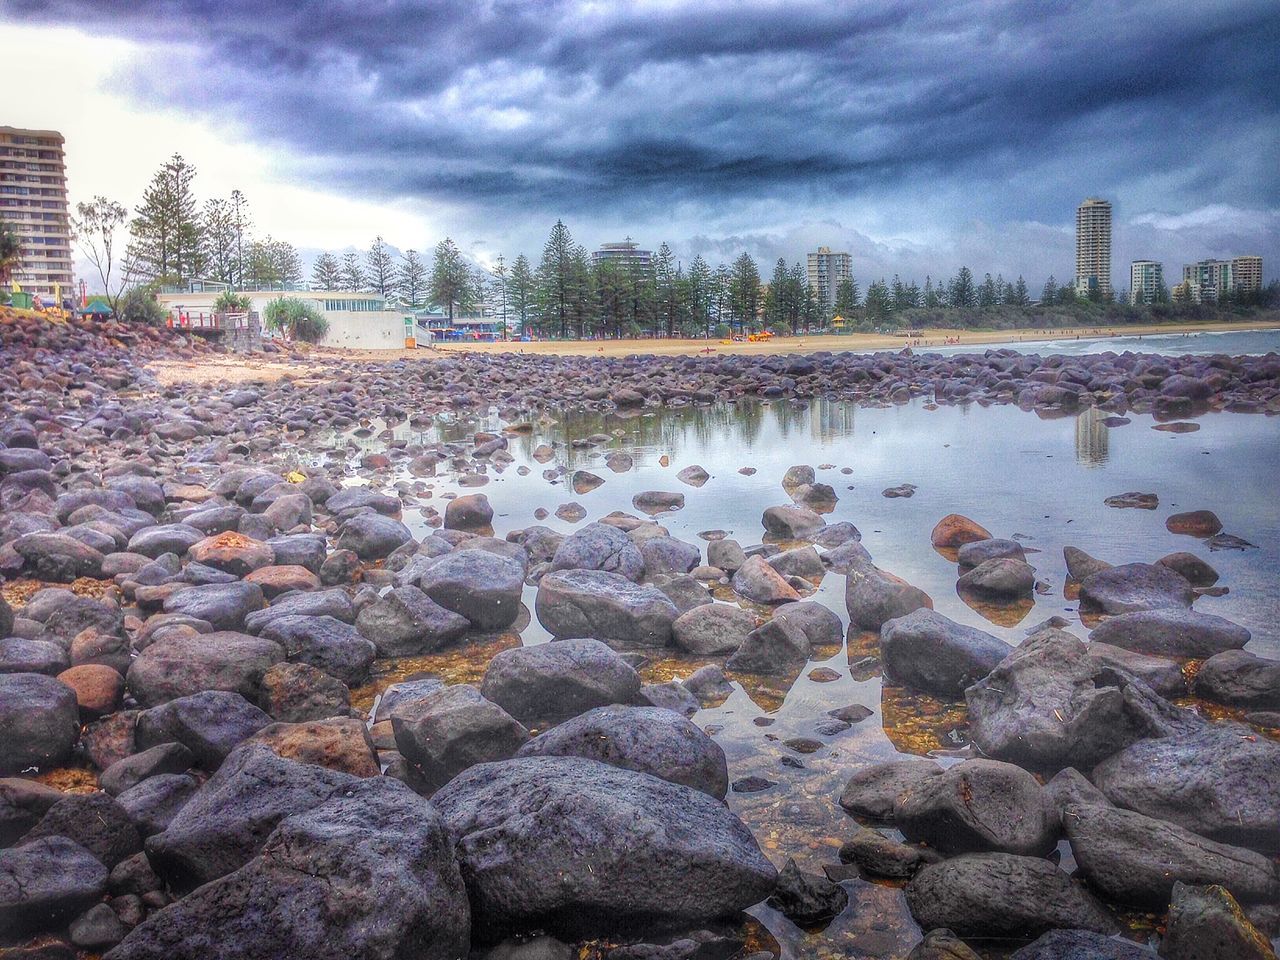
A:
[9,0,1279,276]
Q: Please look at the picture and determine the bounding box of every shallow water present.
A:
[311,397,1280,959]
[918,326,1280,358]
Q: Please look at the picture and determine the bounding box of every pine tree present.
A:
[728,253,760,329]
[833,277,858,320]
[128,153,203,284]
[430,238,472,321]
[686,254,712,337]
[1041,275,1059,304]
[1009,276,1030,306]
[654,242,678,337]
[509,254,534,336]
[978,272,997,309]
[535,221,575,338]
[491,254,509,335]
[340,252,366,292]
[949,267,976,308]
[366,236,395,297]
[923,276,942,308]
[397,249,427,307]
[229,190,251,287]
[201,197,238,285]
[865,279,892,324]
[311,252,343,291]
[890,275,906,312]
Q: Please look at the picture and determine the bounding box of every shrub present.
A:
[214,291,252,313]
[263,297,329,344]
[118,287,166,326]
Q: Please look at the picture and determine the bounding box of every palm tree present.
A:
[0,218,21,286]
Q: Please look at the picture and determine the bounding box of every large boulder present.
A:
[0,672,80,773]
[245,718,379,777]
[725,617,810,674]
[956,558,1036,600]
[846,564,932,631]
[761,504,824,539]
[482,638,642,728]
[535,570,677,647]
[392,684,530,793]
[930,514,992,549]
[1159,882,1278,960]
[127,632,284,707]
[258,614,376,686]
[432,756,776,940]
[1089,723,1280,849]
[244,588,355,632]
[880,609,1011,698]
[895,759,1059,856]
[136,690,273,768]
[838,759,943,820]
[355,585,470,657]
[162,581,265,631]
[1088,608,1250,658]
[639,536,701,578]
[106,778,470,960]
[418,549,524,631]
[21,790,141,868]
[672,603,758,656]
[517,705,728,798]
[1078,563,1195,615]
[1008,930,1153,959]
[444,492,493,531]
[0,836,108,936]
[14,532,106,581]
[904,853,1117,939]
[144,744,359,892]
[965,628,1197,770]
[335,513,413,560]
[730,555,800,605]
[0,777,64,845]
[186,531,275,576]
[550,522,645,582]
[1192,650,1280,709]
[1063,802,1279,909]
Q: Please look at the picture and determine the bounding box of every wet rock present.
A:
[676,465,710,487]
[0,672,79,773]
[70,900,127,950]
[683,664,733,703]
[1009,929,1153,959]
[1079,563,1195,614]
[1043,767,1112,821]
[846,564,932,631]
[881,609,1012,698]
[1156,551,1219,586]
[639,680,699,717]
[767,858,847,927]
[23,791,141,868]
[1088,608,1250,658]
[1159,882,1277,960]
[135,689,273,768]
[771,601,843,648]
[882,484,916,498]
[354,585,470,657]
[655,574,713,614]
[247,717,379,777]
[766,546,825,582]
[640,536,702,578]
[905,853,1117,938]
[13,532,105,581]
[725,617,809,674]
[839,759,943,820]
[100,742,194,796]
[1064,546,1112,581]
[144,744,359,892]
[906,929,982,960]
[417,549,524,631]
[482,638,642,727]
[335,512,414,560]
[442,492,493,532]
[1086,643,1187,699]
[116,773,200,837]
[106,778,470,960]
[535,569,678,646]
[706,539,747,573]
[1104,492,1159,510]
[1165,510,1222,537]
[956,538,1027,567]
[966,627,1196,769]
[127,631,284,707]
[186,531,275,576]
[0,636,69,675]
[162,581,265,631]
[257,614,375,686]
[57,663,125,718]
[895,759,1059,856]
[392,683,530,792]
[957,557,1035,599]
[731,555,800,605]
[1192,650,1280,709]
[761,504,824,539]
[1063,801,1279,909]
[259,661,351,722]
[432,755,776,940]
[0,777,64,846]
[632,491,685,515]
[518,704,727,798]
[930,515,992,549]
[550,522,646,581]
[839,828,943,879]
[672,603,757,655]
[1090,722,1280,849]
[572,470,605,495]
[0,836,108,937]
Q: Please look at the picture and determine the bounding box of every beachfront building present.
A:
[1232,255,1263,294]
[1129,260,1164,304]
[0,126,73,300]
[1181,259,1233,303]
[591,238,652,272]
[807,246,852,309]
[1075,198,1112,298]
[155,284,414,349]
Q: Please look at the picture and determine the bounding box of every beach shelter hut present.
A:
[82,298,114,318]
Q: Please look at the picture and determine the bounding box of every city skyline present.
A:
[3,2,1277,289]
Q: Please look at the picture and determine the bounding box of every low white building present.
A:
[155,286,416,350]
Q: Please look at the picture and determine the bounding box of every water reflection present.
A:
[1073,406,1109,466]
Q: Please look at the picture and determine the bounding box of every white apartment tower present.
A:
[806,246,852,308]
[1075,198,1112,298]
[1129,260,1163,304]
[0,126,73,299]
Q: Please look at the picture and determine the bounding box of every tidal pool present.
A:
[316,397,1279,959]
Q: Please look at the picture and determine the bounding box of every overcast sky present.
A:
[4,0,1278,288]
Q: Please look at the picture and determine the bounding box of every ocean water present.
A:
[308,397,1280,959]
[916,325,1280,358]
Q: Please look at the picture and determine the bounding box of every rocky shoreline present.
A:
[1,312,1278,959]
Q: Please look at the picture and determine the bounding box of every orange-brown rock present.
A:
[243,564,321,598]
[246,717,379,777]
[1165,510,1223,538]
[57,663,126,719]
[187,531,275,576]
[930,514,993,548]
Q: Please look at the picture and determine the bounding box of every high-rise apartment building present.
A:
[1075,198,1112,298]
[591,238,652,271]
[0,127,73,299]
[1231,255,1262,294]
[1129,260,1164,304]
[1182,259,1233,303]
[806,246,851,308]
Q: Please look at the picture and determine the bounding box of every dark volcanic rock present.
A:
[0,671,80,773]
[127,631,284,707]
[418,548,524,631]
[535,569,678,646]
[846,563,932,631]
[905,853,1117,939]
[21,790,141,868]
[335,512,414,560]
[1078,563,1195,614]
[766,858,848,927]
[1009,929,1153,959]
[1088,608,1250,658]
[725,616,810,674]
[482,638,642,727]
[355,585,470,657]
[550,522,646,581]
[162,581,265,631]
[135,690,273,768]
[517,704,728,798]
[0,836,109,937]
[1192,650,1280,709]
[839,828,942,880]
[880,609,1011,698]
[839,759,943,820]
[106,778,470,960]
[1159,882,1277,960]
[432,756,777,940]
